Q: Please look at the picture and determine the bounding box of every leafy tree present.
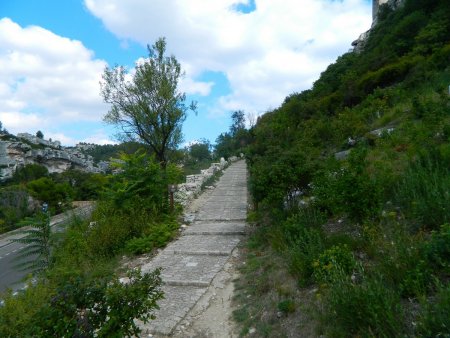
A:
[36,130,44,139]
[230,110,246,136]
[12,164,48,184]
[101,37,196,168]
[214,132,234,159]
[188,140,211,162]
[26,177,73,212]
[0,186,32,232]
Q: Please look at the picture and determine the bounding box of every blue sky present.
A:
[0,0,372,146]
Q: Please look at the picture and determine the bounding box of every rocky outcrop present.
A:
[353,0,405,53]
[0,133,106,181]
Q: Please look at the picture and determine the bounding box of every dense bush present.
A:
[320,274,403,337]
[393,156,450,231]
[0,186,32,232]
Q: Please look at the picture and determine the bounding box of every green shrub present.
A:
[313,148,383,222]
[125,236,154,255]
[369,220,429,297]
[12,163,48,184]
[125,220,179,255]
[417,281,450,337]
[320,274,403,337]
[31,269,163,337]
[0,282,51,337]
[0,186,31,232]
[26,177,73,213]
[393,156,450,231]
[284,215,326,285]
[313,245,356,284]
[277,299,296,314]
[424,223,450,273]
[400,259,430,297]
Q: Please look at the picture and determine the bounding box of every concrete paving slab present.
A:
[141,253,229,286]
[183,222,246,235]
[138,285,208,335]
[164,235,242,256]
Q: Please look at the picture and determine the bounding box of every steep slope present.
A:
[240,0,450,336]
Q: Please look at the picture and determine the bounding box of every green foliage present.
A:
[101,37,196,167]
[0,282,52,337]
[29,269,163,337]
[417,281,450,337]
[55,169,109,200]
[424,223,450,274]
[124,236,154,255]
[215,110,250,159]
[125,220,179,255]
[35,130,44,139]
[243,0,450,335]
[188,140,211,162]
[27,177,73,213]
[393,155,450,231]
[106,150,168,212]
[81,141,145,164]
[277,299,296,314]
[312,245,356,284]
[320,274,403,337]
[10,212,52,274]
[0,185,31,233]
[283,213,326,285]
[12,163,48,184]
[182,140,213,175]
[313,148,383,222]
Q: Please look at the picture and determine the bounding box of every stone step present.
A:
[165,234,241,256]
[138,284,208,335]
[183,222,246,236]
[164,279,210,287]
[141,253,229,286]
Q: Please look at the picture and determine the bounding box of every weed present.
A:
[312,245,356,284]
[417,281,450,337]
[320,273,403,337]
[393,155,450,231]
[277,300,296,314]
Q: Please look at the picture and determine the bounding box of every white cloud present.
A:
[179,77,214,96]
[84,0,372,117]
[0,18,108,140]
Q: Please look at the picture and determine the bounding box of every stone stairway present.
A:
[138,161,247,336]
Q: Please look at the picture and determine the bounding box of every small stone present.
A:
[277,311,283,318]
[249,327,256,334]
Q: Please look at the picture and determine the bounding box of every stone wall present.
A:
[174,157,241,206]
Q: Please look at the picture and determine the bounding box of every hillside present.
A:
[237,0,450,336]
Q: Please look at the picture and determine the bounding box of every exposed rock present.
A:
[353,0,405,53]
[0,132,106,181]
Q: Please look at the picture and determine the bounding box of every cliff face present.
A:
[353,0,404,52]
[0,133,107,181]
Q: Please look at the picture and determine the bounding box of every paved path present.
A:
[139,160,247,336]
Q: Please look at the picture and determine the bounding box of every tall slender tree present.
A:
[101,38,196,168]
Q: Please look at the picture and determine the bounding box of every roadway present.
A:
[0,204,94,295]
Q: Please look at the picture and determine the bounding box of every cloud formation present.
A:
[0,18,108,143]
[85,0,371,115]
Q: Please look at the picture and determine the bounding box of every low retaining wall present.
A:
[174,156,240,206]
